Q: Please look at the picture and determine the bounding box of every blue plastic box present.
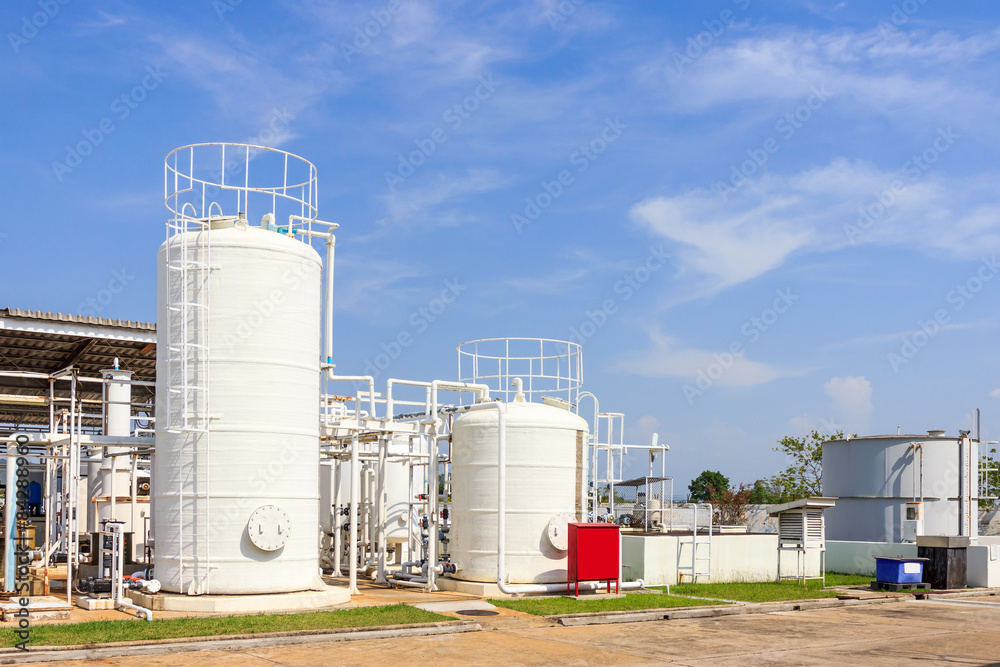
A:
[874,556,925,584]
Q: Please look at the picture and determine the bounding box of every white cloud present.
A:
[989,388,1000,399]
[631,160,1000,299]
[615,327,803,387]
[654,27,1000,124]
[378,169,510,231]
[824,375,873,434]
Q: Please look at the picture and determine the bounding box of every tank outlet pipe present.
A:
[117,597,153,622]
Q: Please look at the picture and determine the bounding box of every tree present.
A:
[748,478,782,504]
[688,470,729,503]
[767,430,847,503]
[981,446,999,510]
[710,483,752,525]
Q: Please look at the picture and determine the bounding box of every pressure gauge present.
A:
[247,505,291,551]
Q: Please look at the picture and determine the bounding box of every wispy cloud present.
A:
[631,159,1000,301]
[614,327,804,387]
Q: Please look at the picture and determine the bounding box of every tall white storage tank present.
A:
[823,432,979,543]
[449,401,588,584]
[154,221,324,594]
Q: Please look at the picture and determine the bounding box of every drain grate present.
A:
[455,609,500,617]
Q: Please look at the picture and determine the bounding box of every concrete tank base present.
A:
[435,577,511,597]
[126,586,351,613]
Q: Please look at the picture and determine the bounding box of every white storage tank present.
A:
[823,432,979,543]
[449,400,588,584]
[154,220,324,594]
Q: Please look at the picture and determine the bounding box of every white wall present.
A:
[825,540,918,575]
[969,537,1000,588]
[622,534,821,586]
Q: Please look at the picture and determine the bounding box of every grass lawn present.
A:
[490,592,726,616]
[666,573,871,603]
[0,604,449,648]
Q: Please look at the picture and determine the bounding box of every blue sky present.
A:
[3,0,1000,491]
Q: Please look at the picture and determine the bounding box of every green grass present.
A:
[824,572,873,587]
[490,592,725,616]
[0,604,448,648]
[665,574,869,603]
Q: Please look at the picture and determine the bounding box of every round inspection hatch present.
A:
[456,609,500,617]
[546,512,575,552]
[247,504,291,551]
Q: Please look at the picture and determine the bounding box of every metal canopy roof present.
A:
[0,308,156,429]
[767,496,837,516]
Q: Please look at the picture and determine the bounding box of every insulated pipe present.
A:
[4,438,18,592]
[376,437,388,584]
[349,433,360,595]
[426,425,439,592]
[333,459,343,576]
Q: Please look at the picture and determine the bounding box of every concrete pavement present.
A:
[9,598,1000,666]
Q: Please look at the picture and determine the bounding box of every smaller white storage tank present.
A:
[449,401,588,584]
[320,436,425,556]
[823,432,979,543]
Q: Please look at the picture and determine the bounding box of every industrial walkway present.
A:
[14,597,1000,666]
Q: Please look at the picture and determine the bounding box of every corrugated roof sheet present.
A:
[1,308,155,331]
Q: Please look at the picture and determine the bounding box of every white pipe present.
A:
[323,234,336,369]
[327,375,377,419]
[117,598,153,622]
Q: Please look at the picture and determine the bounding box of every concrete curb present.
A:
[0,621,481,664]
[553,594,911,626]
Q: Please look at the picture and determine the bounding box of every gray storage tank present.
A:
[822,431,979,543]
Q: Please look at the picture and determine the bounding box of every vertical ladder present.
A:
[678,503,712,583]
[164,209,212,594]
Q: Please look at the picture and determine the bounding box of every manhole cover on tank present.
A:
[455,609,500,617]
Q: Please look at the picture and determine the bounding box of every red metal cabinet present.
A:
[567,522,620,595]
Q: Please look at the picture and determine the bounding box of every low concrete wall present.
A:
[825,541,917,575]
[968,544,1000,588]
[623,534,821,586]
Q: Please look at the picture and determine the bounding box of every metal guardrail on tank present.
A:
[457,337,582,406]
